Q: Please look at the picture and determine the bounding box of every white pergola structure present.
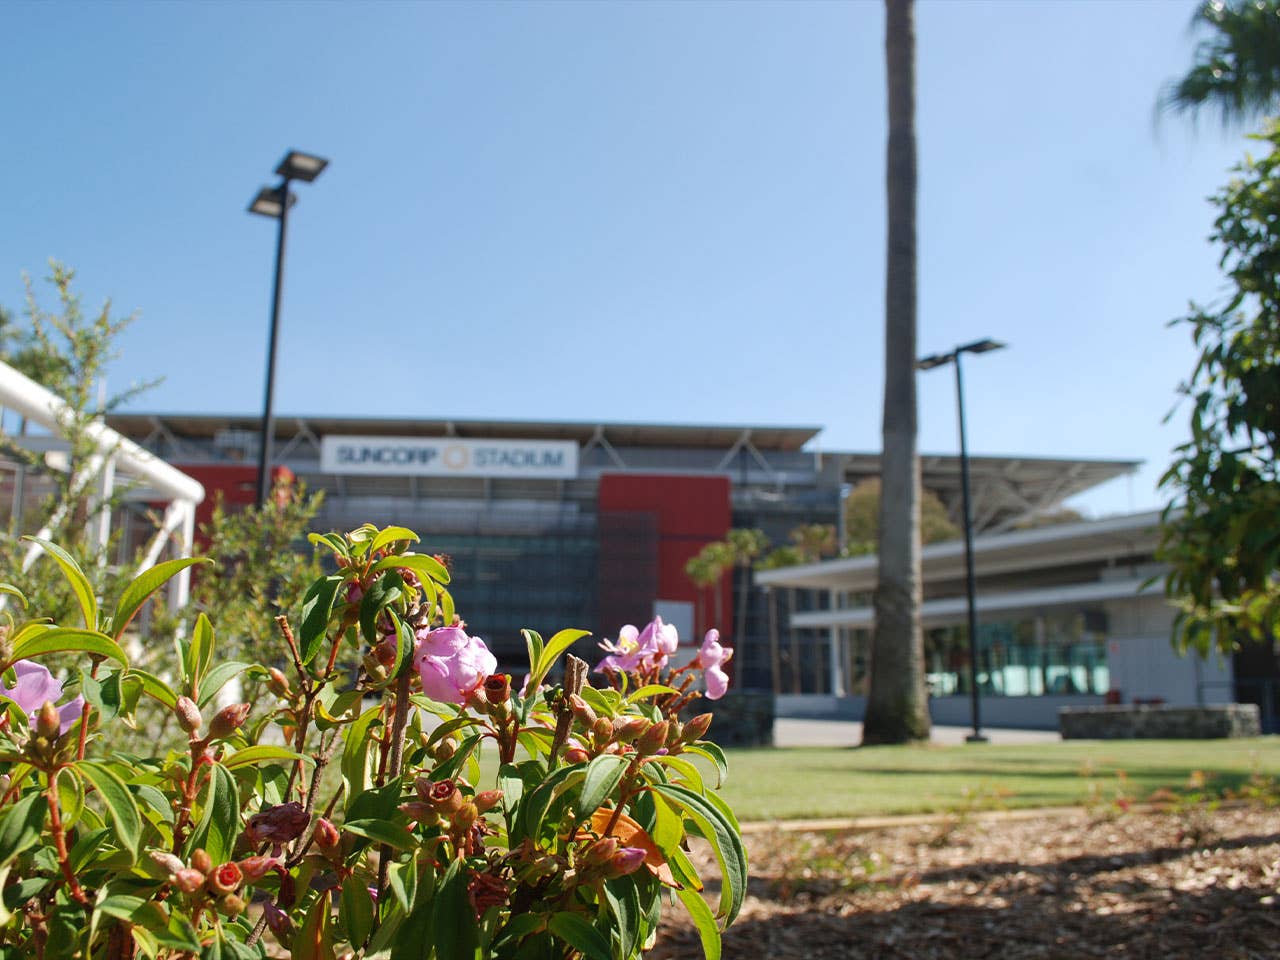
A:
[0,361,205,609]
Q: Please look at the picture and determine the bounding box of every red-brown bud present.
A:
[398,800,437,824]
[564,746,590,764]
[474,790,503,814]
[636,720,670,756]
[483,673,511,704]
[174,696,202,733]
[208,861,243,895]
[220,893,246,917]
[149,851,185,875]
[36,701,61,739]
[612,716,648,744]
[190,848,213,874]
[682,713,713,742]
[580,836,618,866]
[591,717,613,743]
[424,779,464,816]
[568,694,597,726]
[209,703,250,739]
[245,801,310,845]
[453,802,478,828]
[173,868,205,893]
[267,668,291,697]
[236,855,279,882]
[313,817,340,850]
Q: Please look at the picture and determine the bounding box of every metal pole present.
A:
[256,179,291,506]
[954,350,987,743]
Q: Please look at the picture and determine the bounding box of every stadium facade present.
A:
[104,413,1195,723]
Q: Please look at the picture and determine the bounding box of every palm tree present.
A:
[702,540,735,630]
[726,528,769,646]
[1160,0,1280,126]
[789,523,837,563]
[863,0,931,745]
[684,552,713,634]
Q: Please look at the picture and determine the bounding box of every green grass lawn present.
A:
[706,737,1280,821]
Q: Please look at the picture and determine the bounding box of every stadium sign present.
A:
[320,436,578,479]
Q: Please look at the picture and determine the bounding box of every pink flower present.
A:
[693,629,733,700]
[0,662,84,734]
[595,617,678,674]
[414,626,497,704]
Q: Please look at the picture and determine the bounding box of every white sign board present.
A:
[320,436,578,479]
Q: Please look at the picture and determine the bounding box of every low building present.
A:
[756,510,1249,730]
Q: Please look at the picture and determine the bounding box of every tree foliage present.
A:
[843,479,959,556]
[1159,123,1280,654]
[1159,0,1280,127]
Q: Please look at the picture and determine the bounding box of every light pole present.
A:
[917,337,1006,743]
[248,149,329,506]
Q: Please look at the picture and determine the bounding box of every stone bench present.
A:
[1058,703,1260,740]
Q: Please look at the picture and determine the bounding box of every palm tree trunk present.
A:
[863,0,931,745]
[788,588,802,694]
[735,562,750,648]
[768,587,781,697]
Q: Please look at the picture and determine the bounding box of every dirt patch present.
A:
[649,805,1280,959]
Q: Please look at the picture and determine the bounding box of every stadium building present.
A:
[102,413,1230,726]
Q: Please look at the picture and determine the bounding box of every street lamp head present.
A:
[276,150,329,183]
[247,186,296,219]
[958,338,1007,356]
[916,353,952,371]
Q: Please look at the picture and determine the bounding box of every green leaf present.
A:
[531,628,591,687]
[341,875,375,948]
[72,761,143,860]
[0,792,47,866]
[294,892,336,960]
[188,613,215,693]
[370,525,420,554]
[576,754,629,819]
[648,754,704,793]
[652,782,746,923]
[342,818,415,850]
[377,551,450,586]
[112,557,210,640]
[675,885,722,960]
[308,531,350,558]
[196,661,256,708]
[547,912,612,960]
[23,537,95,629]
[522,629,544,676]
[223,745,307,771]
[184,762,239,864]
[80,668,122,722]
[683,742,729,788]
[360,571,405,645]
[341,706,382,801]
[431,860,478,960]
[299,575,345,665]
[128,669,178,709]
[386,857,418,914]
[0,583,27,609]
[10,627,127,668]
[626,684,680,703]
[390,866,435,960]
[603,878,640,960]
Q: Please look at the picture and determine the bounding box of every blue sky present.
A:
[0,0,1255,517]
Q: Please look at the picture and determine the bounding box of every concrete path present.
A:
[773,716,1060,747]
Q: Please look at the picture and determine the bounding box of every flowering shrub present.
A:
[0,525,744,959]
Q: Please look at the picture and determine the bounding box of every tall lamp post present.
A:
[248,150,329,506]
[917,337,1007,744]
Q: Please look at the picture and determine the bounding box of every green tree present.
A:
[842,479,959,555]
[725,527,769,645]
[0,263,157,624]
[1159,0,1280,127]
[1159,122,1280,655]
[864,0,931,745]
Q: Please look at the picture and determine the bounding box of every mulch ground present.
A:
[648,804,1280,959]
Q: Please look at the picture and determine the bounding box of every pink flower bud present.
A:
[149,851,185,875]
[399,801,436,824]
[267,668,291,697]
[173,868,205,893]
[174,696,202,733]
[568,694,597,726]
[313,817,340,850]
[264,901,292,937]
[36,701,61,738]
[605,846,648,878]
[208,703,250,739]
[682,713,713,742]
[474,790,503,814]
[581,836,618,866]
[190,848,213,874]
[564,746,590,764]
[613,716,648,744]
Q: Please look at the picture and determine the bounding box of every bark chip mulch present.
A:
[648,804,1280,959]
